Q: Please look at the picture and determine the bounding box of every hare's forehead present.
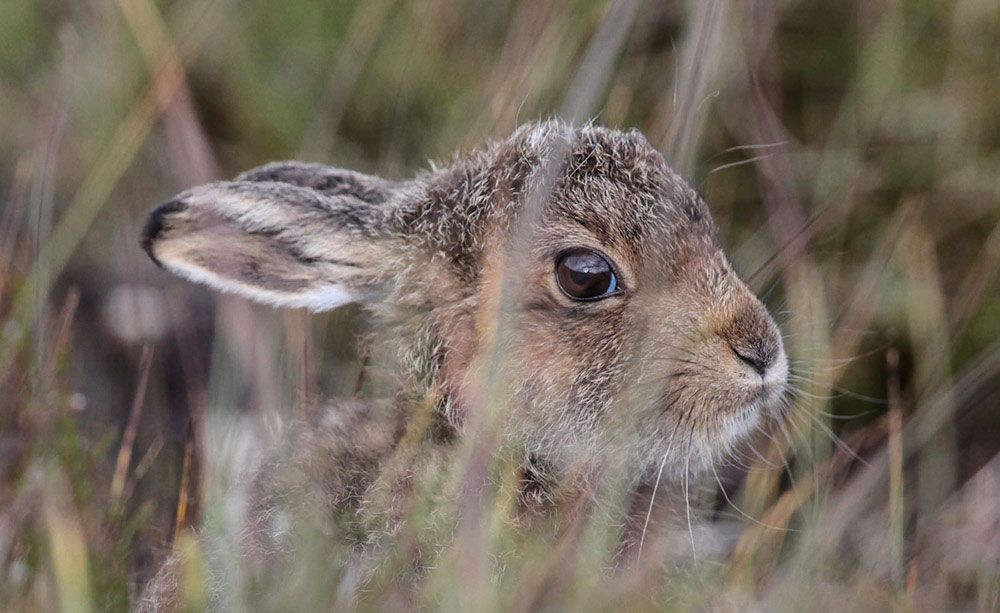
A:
[539,170,715,259]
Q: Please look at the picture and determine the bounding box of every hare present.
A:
[137,121,788,609]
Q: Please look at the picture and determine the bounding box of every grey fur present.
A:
[138,121,788,610]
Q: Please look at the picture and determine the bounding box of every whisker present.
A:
[779,414,816,470]
[708,152,776,175]
[683,444,697,562]
[710,462,793,532]
[810,409,873,421]
[807,412,870,467]
[638,444,672,560]
[716,140,789,155]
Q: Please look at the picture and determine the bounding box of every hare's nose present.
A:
[720,302,780,378]
[730,343,773,377]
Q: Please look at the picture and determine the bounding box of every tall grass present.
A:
[1,0,999,610]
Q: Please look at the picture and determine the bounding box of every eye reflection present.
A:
[555,248,620,301]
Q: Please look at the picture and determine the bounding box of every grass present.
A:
[1,0,999,610]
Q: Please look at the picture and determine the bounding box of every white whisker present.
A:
[683,449,697,562]
[638,445,672,560]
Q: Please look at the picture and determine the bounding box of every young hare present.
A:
[139,121,787,607]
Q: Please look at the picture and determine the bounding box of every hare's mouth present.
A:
[741,383,786,420]
[716,349,789,446]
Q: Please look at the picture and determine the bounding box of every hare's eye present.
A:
[555,248,620,301]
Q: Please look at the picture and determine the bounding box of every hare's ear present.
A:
[141,181,393,311]
[237,161,396,204]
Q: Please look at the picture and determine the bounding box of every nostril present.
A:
[731,345,769,376]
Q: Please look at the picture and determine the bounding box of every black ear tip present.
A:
[141,198,187,267]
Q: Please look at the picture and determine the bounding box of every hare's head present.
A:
[143,121,787,482]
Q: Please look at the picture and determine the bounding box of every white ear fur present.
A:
[142,181,388,312]
[161,256,359,312]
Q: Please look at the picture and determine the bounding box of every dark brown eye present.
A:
[555,248,620,301]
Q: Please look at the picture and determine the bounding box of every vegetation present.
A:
[1,0,998,610]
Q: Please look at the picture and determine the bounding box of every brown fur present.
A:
[138,121,788,609]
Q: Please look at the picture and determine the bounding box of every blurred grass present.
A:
[1,0,999,610]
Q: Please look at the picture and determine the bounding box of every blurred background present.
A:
[1,0,999,610]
